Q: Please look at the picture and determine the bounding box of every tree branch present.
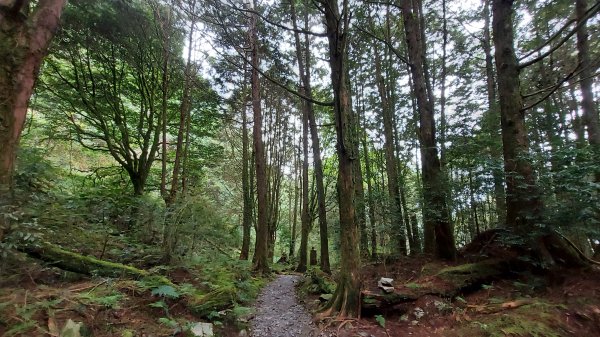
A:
[519,0,600,69]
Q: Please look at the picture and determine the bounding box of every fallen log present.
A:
[187,287,237,317]
[20,242,171,284]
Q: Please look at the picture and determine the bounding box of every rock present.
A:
[238,329,248,337]
[378,277,394,286]
[190,322,214,337]
[377,277,395,293]
[413,307,425,320]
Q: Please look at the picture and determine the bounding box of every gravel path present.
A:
[250,274,317,337]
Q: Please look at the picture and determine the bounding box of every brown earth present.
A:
[310,256,600,337]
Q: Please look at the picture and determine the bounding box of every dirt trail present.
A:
[250,274,317,337]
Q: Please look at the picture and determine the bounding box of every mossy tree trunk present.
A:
[21,243,171,281]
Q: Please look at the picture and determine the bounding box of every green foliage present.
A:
[0,297,63,336]
[454,301,568,337]
[406,282,421,289]
[157,317,180,330]
[542,146,600,236]
[151,285,180,299]
[375,314,386,328]
[77,287,124,309]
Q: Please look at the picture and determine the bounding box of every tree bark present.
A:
[240,98,252,260]
[358,89,378,260]
[290,0,330,273]
[290,143,300,258]
[319,0,362,317]
[400,0,455,260]
[0,0,67,202]
[297,94,310,273]
[492,0,542,230]
[248,5,269,274]
[168,3,196,204]
[482,0,507,227]
[374,43,406,255]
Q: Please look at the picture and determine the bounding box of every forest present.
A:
[0,0,599,336]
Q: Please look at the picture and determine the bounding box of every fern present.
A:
[151,285,180,299]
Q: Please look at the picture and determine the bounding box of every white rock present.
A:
[377,277,395,293]
[191,322,214,337]
[378,277,394,286]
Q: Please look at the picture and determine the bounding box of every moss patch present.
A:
[450,301,568,337]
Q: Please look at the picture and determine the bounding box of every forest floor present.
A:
[2,250,600,336]
[304,256,600,337]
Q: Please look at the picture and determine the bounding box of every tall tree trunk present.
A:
[157,2,173,200]
[248,5,269,274]
[0,0,67,203]
[576,0,600,182]
[353,112,368,257]
[297,103,310,273]
[400,0,456,260]
[360,100,378,260]
[240,99,252,260]
[492,0,542,230]
[439,0,448,166]
[290,0,330,273]
[168,5,196,204]
[181,93,192,193]
[482,0,506,226]
[319,0,361,317]
[290,142,301,258]
[374,43,406,255]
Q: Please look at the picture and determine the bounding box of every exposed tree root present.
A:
[317,273,362,320]
[361,258,513,308]
[361,229,597,311]
[553,230,600,266]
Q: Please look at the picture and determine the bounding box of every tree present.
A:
[248,1,269,274]
[168,0,197,204]
[37,0,182,196]
[482,0,507,226]
[239,91,253,260]
[374,42,406,255]
[0,0,67,201]
[576,0,600,182]
[290,0,330,273]
[319,0,362,317]
[400,0,456,260]
[492,0,542,229]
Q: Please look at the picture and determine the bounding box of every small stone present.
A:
[378,277,394,286]
[238,329,248,337]
[413,307,425,320]
[191,322,214,337]
[377,278,395,293]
